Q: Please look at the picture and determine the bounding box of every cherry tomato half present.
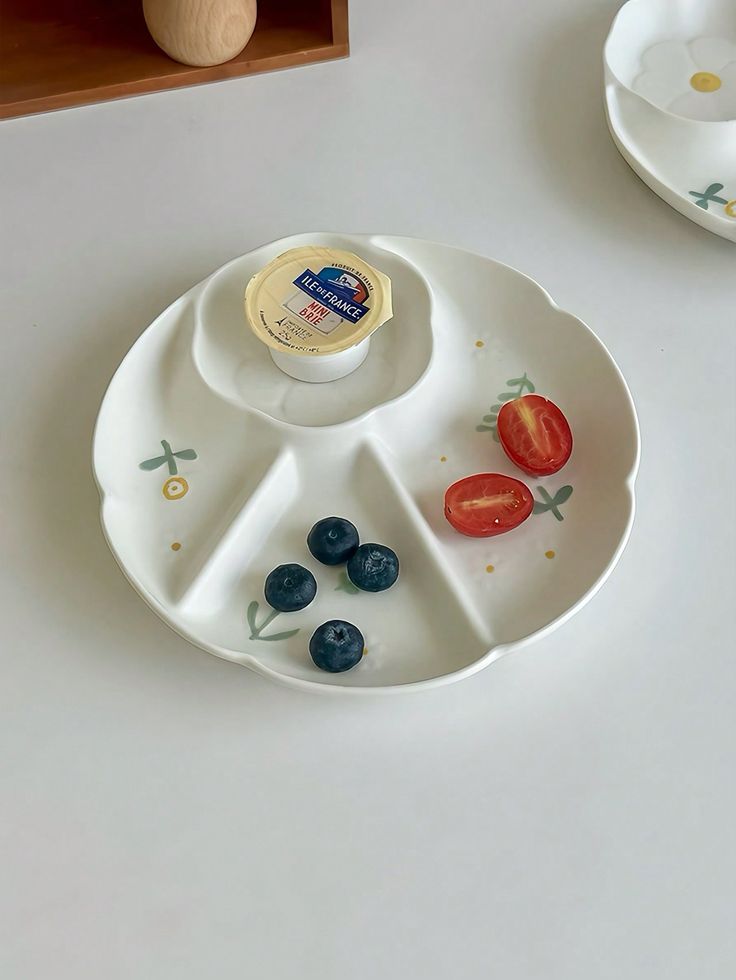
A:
[444,473,533,537]
[496,394,573,477]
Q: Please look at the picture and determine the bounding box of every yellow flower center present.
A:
[690,71,721,93]
[163,476,189,500]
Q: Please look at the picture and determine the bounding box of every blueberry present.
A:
[264,563,317,612]
[346,543,399,593]
[309,620,364,673]
[307,517,359,566]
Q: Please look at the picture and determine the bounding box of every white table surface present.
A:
[1,1,734,976]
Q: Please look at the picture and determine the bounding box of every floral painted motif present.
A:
[634,38,736,121]
[688,182,736,218]
[247,600,300,642]
[140,439,198,499]
[533,485,573,521]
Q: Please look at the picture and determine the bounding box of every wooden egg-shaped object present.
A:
[143,0,258,67]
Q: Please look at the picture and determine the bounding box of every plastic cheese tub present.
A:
[244,246,393,383]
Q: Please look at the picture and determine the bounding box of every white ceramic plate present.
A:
[93,234,640,694]
[605,0,736,243]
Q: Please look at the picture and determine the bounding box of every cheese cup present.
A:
[244,246,393,383]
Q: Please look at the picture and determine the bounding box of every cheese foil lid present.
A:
[244,246,393,357]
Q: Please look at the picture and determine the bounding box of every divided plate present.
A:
[604,0,736,243]
[93,234,640,693]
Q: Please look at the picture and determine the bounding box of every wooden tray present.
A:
[0,0,349,120]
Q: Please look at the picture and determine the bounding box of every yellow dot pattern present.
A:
[690,71,721,93]
[440,455,447,462]
[171,542,182,551]
[486,564,495,573]
[475,340,485,348]
[545,550,555,560]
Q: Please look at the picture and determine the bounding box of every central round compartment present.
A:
[193,238,434,428]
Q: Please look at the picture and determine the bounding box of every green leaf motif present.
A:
[139,440,198,477]
[476,373,535,437]
[246,600,259,635]
[532,484,573,521]
[139,456,167,471]
[335,571,360,595]
[259,629,300,642]
[688,183,728,210]
[506,373,535,394]
[247,599,300,641]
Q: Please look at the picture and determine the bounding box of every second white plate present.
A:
[605,0,736,244]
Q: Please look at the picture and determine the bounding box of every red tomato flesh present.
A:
[497,395,573,476]
[444,473,533,537]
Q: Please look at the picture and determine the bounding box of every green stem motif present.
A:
[246,600,300,642]
[161,440,176,475]
[140,440,198,475]
[335,571,360,595]
[476,373,535,440]
[532,485,573,521]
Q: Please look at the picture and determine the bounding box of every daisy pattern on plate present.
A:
[633,36,736,121]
